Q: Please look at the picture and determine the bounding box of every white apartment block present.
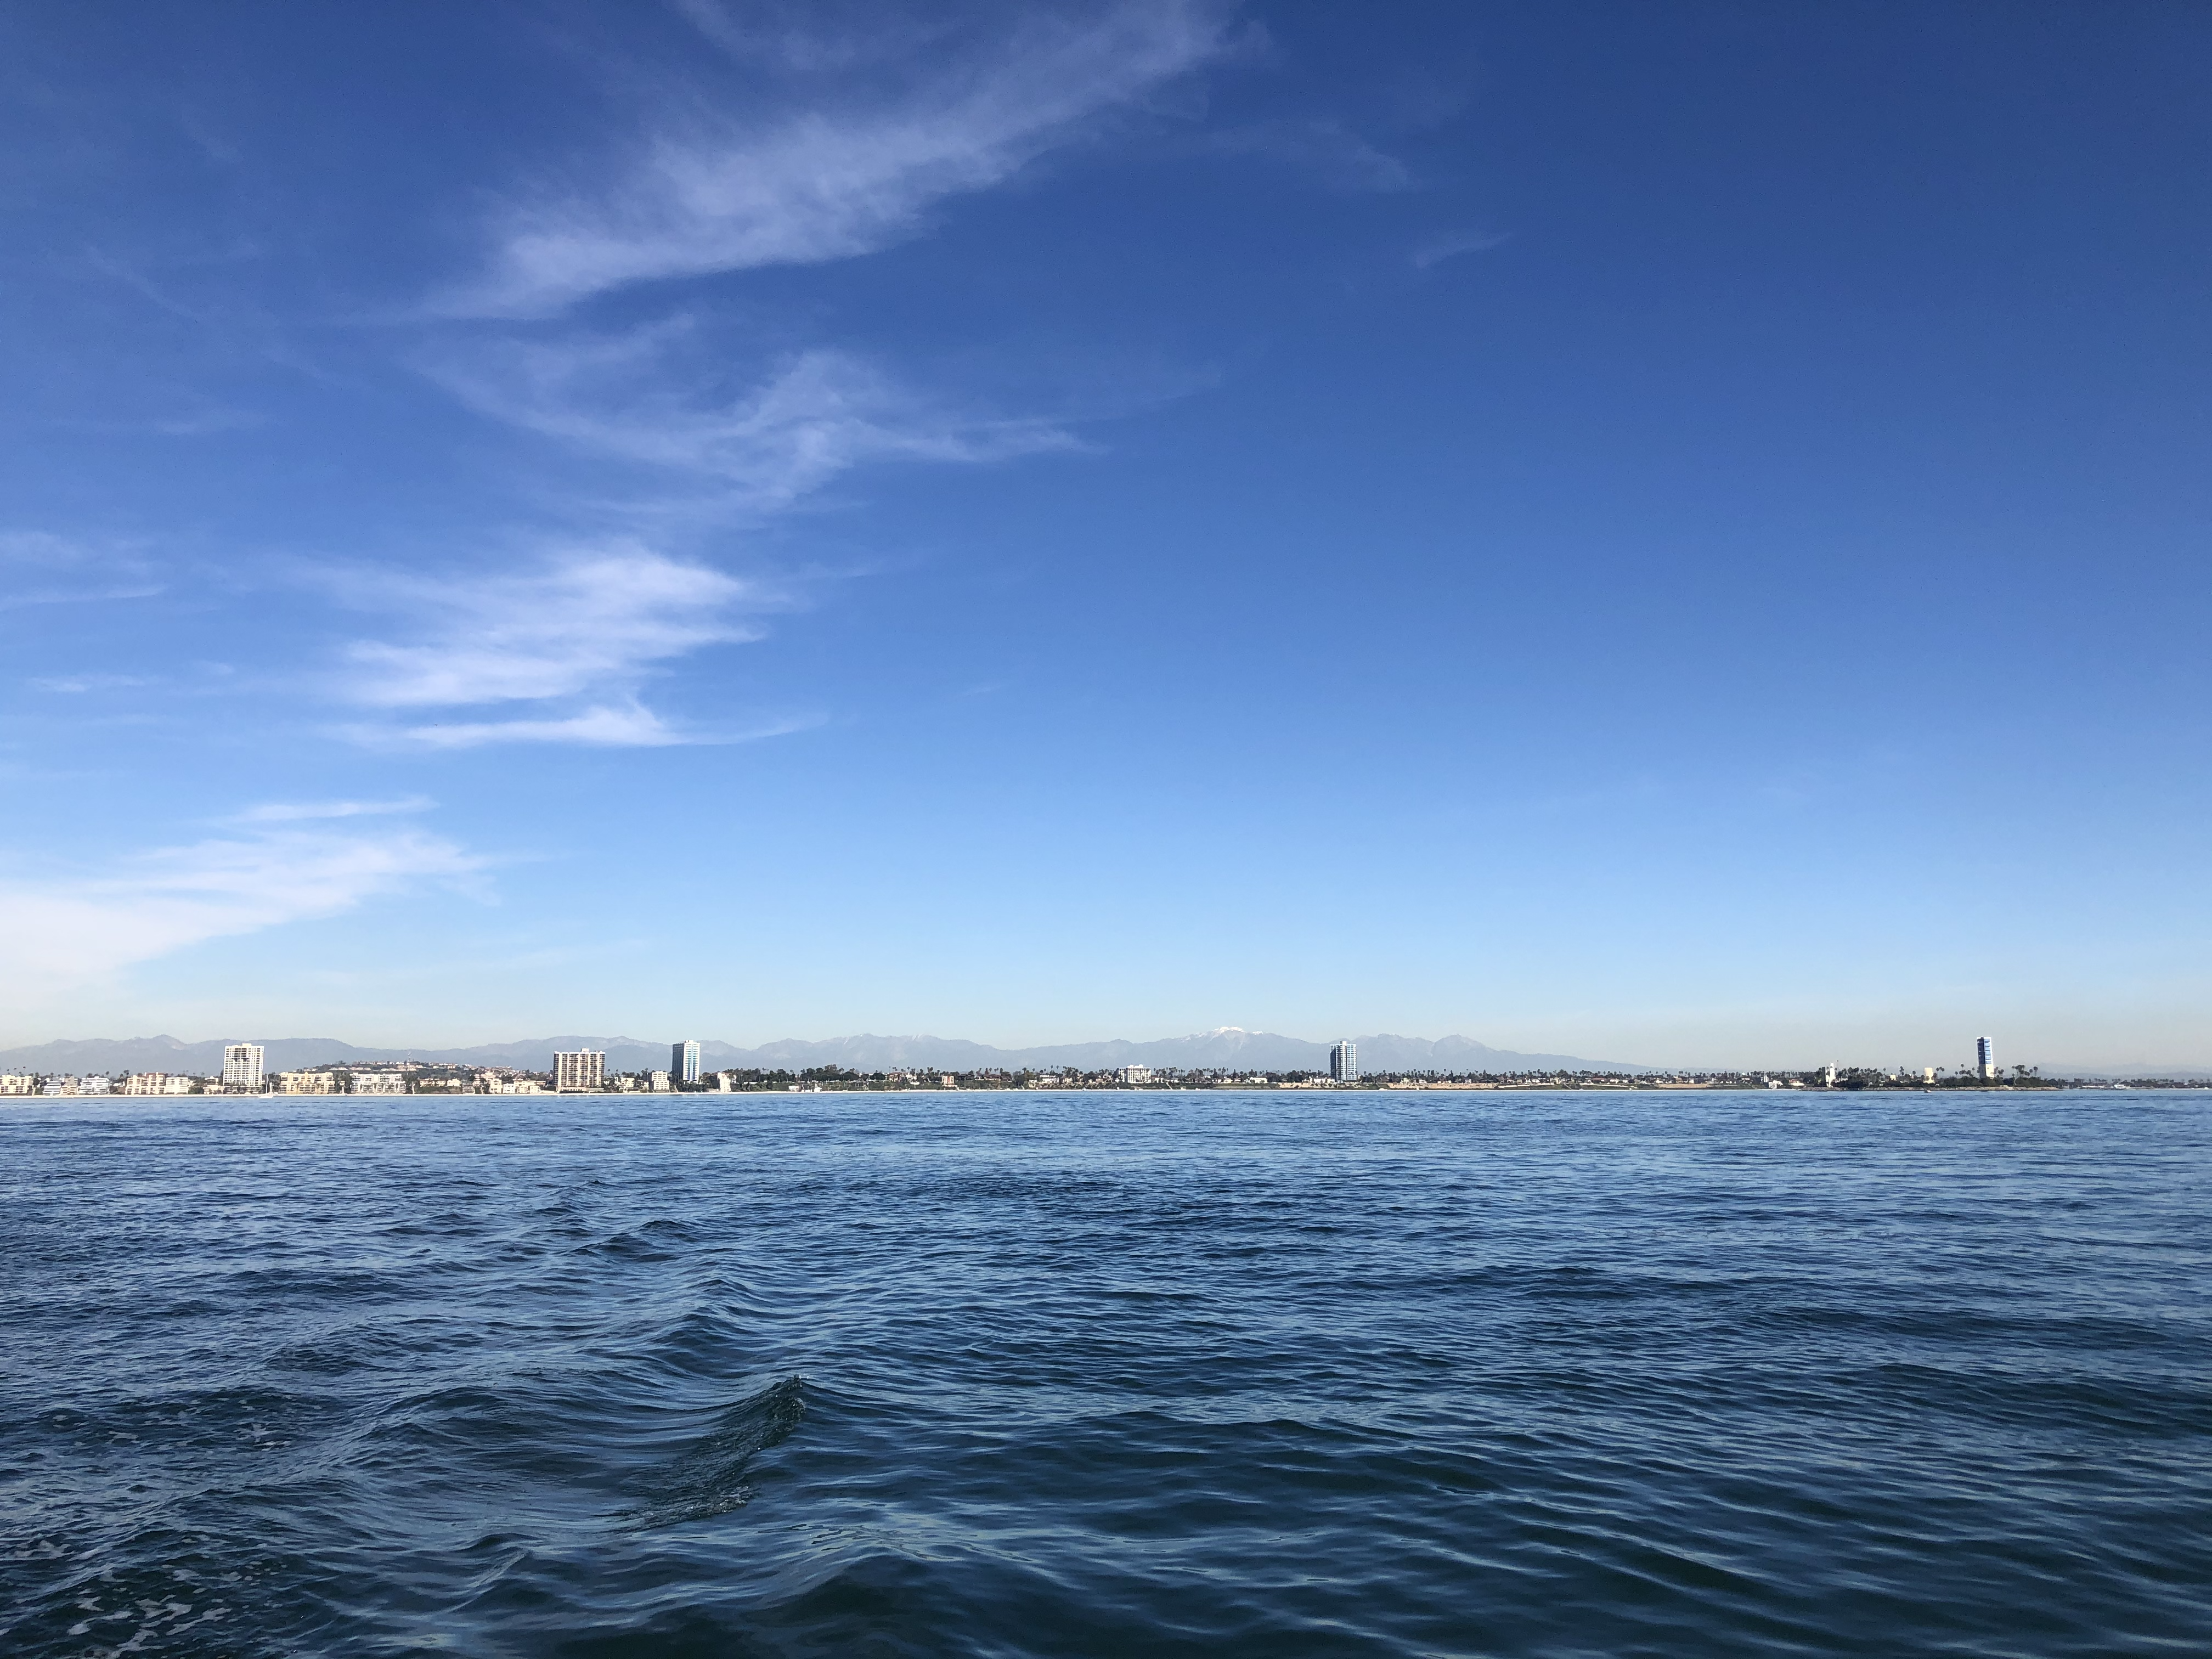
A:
[554,1051,605,1093]
[1117,1065,1152,1085]
[123,1073,199,1095]
[350,1071,407,1095]
[1,1074,38,1095]
[279,1071,337,1094]
[222,1043,265,1090]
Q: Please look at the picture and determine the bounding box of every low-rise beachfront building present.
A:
[350,1071,407,1095]
[650,1071,670,1092]
[1116,1065,1153,1085]
[127,1074,199,1095]
[0,1074,37,1095]
[278,1071,337,1094]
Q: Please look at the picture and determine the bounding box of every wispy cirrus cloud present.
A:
[381,702,691,751]
[1412,228,1510,270]
[357,2,1230,750]
[229,797,435,823]
[336,543,758,710]
[379,703,822,751]
[0,821,487,991]
[1,530,163,609]
[430,331,1076,512]
[443,0,1235,317]
[1200,119,1414,193]
[30,673,151,693]
[326,544,798,747]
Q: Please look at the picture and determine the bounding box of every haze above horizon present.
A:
[3,2,2205,1068]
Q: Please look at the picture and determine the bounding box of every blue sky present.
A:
[3,1,2207,1068]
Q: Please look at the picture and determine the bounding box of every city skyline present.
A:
[2,3,2205,1067]
[4,1024,2198,1084]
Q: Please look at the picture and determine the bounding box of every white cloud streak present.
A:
[30,674,151,693]
[432,334,1076,511]
[0,824,487,990]
[1201,119,1414,193]
[230,797,435,823]
[1412,228,1510,270]
[336,543,757,712]
[446,0,1234,317]
[1,530,163,608]
[386,702,691,750]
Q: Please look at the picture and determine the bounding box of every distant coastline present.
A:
[6,1028,2207,1087]
[4,1046,2204,1100]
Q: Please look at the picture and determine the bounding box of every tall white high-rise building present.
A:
[222,1043,264,1090]
[672,1040,702,1085]
[554,1050,605,1093]
[1976,1036,1996,1080]
[1329,1040,1358,1082]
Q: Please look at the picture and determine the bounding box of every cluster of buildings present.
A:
[12,1034,2157,1100]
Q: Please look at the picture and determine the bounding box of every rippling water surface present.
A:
[3,1090,2207,1657]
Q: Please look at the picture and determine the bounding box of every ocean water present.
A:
[2,1090,2207,1659]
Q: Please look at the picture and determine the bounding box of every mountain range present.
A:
[0,1028,1651,1076]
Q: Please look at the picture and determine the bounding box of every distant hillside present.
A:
[0,1028,1651,1076]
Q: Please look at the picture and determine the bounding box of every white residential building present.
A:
[1329,1041,1358,1083]
[279,1071,336,1094]
[222,1043,265,1090]
[350,1071,407,1095]
[1976,1036,1996,1080]
[554,1050,605,1093]
[1116,1065,1153,1085]
[0,1075,39,1095]
[650,1071,671,1092]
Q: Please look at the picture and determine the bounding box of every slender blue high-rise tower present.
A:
[673,1040,702,1085]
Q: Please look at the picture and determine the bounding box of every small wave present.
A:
[625,1376,805,1529]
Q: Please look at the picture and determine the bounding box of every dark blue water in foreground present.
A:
[3,1091,2207,1658]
